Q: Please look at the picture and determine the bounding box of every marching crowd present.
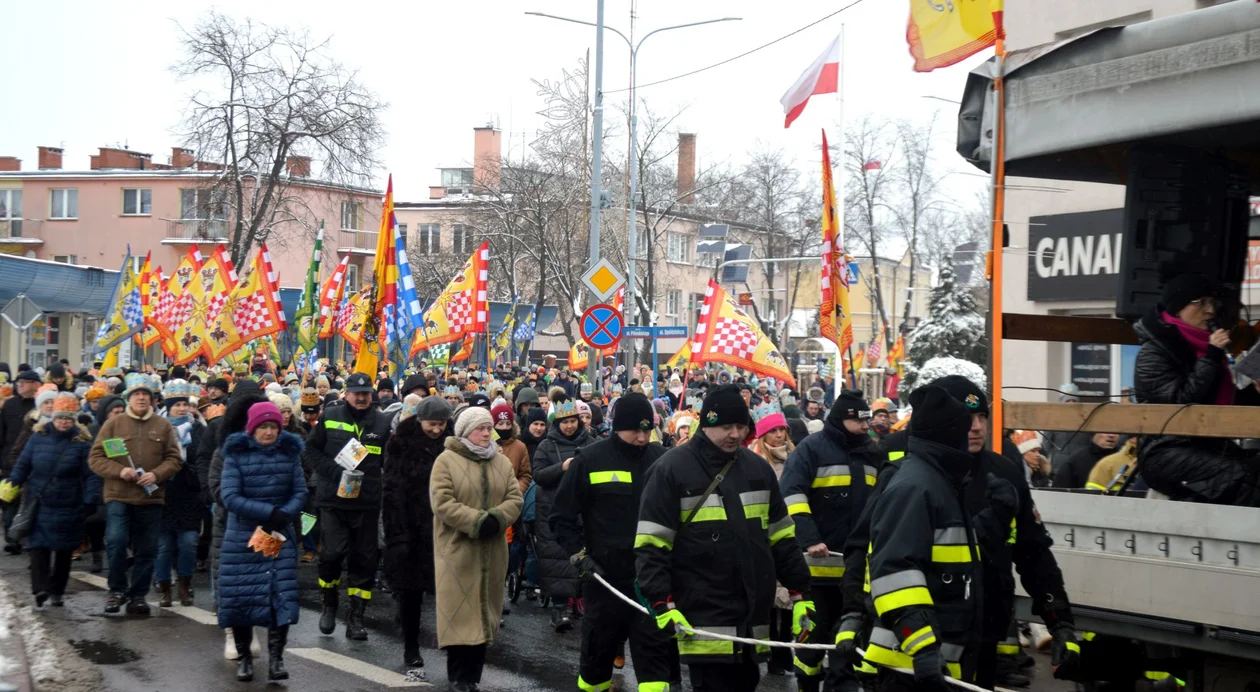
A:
[3,285,1231,692]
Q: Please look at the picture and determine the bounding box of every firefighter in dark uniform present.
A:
[838,377,1083,688]
[303,372,393,640]
[551,392,675,692]
[780,390,881,692]
[635,384,814,692]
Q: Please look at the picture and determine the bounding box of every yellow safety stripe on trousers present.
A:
[346,588,372,600]
[589,470,633,484]
[836,630,856,644]
[804,553,846,579]
[1144,672,1186,686]
[1082,631,1097,641]
[901,625,938,655]
[318,578,341,588]
[1008,517,1017,545]
[740,490,770,526]
[997,642,1021,655]
[812,465,852,488]
[768,516,796,546]
[578,675,612,691]
[785,492,812,515]
[680,494,726,522]
[678,638,736,656]
[638,683,670,692]
[1086,482,1108,491]
[794,656,823,676]
[865,628,913,668]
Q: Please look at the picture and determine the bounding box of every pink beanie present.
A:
[575,400,591,416]
[246,401,283,435]
[755,412,788,440]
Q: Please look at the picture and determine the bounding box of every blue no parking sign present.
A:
[580,303,623,350]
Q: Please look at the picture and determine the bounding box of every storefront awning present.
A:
[958,1,1260,184]
[0,254,119,315]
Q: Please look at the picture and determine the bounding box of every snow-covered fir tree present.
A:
[900,264,987,396]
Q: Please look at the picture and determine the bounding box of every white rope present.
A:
[591,572,1005,692]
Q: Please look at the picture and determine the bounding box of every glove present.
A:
[791,599,816,642]
[264,508,290,533]
[912,645,951,692]
[833,614,866,665]
[569,551,602,577]
[985,473,1019,524]
[1050,625,1083,680]
[654,606,693,639]
[477,514,500,539]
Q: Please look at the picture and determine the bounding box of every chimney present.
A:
[286,155,312,177]
[677,133,696,204]
[171,147,195,168]
[90,146,151,170]
[38,146,63,170]
[0,157,20,172]
[472,126,502,193]
[429,186,447,200]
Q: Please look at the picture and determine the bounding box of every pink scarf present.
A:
[1162,311,1234,405]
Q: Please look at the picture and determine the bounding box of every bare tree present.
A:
[838,115,897,352]
[888,116,951,334]
[173,11,387,266]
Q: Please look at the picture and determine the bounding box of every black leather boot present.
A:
[345,596,368,641]
[268,626,289,680]
[319,588,338,635]
[233,627,254,681]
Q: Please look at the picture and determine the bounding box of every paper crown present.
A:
[552,400,579,419]
[163,379,195,400]
[443,385,461,396]
[751,401,783,424]
[52,393,80,414]
[685,395,703,411]
[102,367,124,378]
[778,393,797,407]
[300,388,321,408]
[123,373,154,397]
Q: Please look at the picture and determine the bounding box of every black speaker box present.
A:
[1116,146,1250,320]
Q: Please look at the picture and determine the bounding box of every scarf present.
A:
[460,437,498,460]
[1162,311,1234,405]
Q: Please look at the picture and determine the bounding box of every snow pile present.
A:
[900,264,988,397]
[0,573,102,692]
[914,357,987,390]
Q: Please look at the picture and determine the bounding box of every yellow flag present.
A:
[169,252,236,365]
[907,0,1003,73]
[690,280,796,389]
[665,341,691,369]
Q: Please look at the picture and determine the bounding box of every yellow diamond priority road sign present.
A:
[581,258,626,302]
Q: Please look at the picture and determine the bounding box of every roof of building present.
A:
[0,169,382,195]
[0,254,120,314]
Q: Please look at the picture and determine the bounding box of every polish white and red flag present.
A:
[780,33,841,128]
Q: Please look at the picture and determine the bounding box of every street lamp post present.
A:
[526,11,740,368]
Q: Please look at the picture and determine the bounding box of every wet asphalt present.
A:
[0,552,1070,691]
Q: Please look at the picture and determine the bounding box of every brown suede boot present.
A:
[177,576,193,606]
[157,581,173,608]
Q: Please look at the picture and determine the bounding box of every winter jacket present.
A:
[0,394,34,474]
[88,409,183,505]
[497,430,532,495]
[196,416,224,503]
[382,417,444,593]
[8,422,102,550]
[786,417,810,447]
[216,431,307,629]
[518,426,545,461]
[531,424,593,600]
[866,437,983,676]
[88,395,124,439]
[780,422,881,585]
[162,417,205,531]
[6,412,42,477]
[1053,442,1116,490]
[635,431,810,665]
[550,435,667,582]
[1133,307,1260,504]
[431,437,523,647]
[303,403,392,512]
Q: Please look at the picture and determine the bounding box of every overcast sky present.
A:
[3,0,990,203]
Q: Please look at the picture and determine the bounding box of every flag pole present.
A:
[836,23,846,251]
[987,23,1008,451]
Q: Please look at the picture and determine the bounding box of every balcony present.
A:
[0,219,43,246]
[337,228,378,256]
[163,218,228,244]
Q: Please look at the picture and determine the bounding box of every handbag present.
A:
[6,446,74,544]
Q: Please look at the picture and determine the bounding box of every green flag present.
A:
[295,221,324,352]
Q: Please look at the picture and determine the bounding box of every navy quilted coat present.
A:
[9,422,102,551]
[217,431,307,629]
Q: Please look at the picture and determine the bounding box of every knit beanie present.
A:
[454,405,494,439]
[35,388,59,410]
[416,395,453,422]
[491,404,514,426]
[526,407,548,427]
[699,384,751,428]
[267,392,295,414]
[245,401,283,435]
[827,390,870,427]
[575,400,591,417]
[1161,273,1219,315]
[931,375,989,418]
[612,392,655,432]
[399,393,423,422]
[908,386,972,452]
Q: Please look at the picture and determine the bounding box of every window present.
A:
[416,224,440,255]
[397,223,407,237]
[452,225,474,255]
[666,232,691,264]
[346,263,360,292]
[666,290,681,317]
[634,227,649,260]
[441,168,474,189]
[45,316,59,346]
[341,201,363,230]
[50,189,77,219]
[52,255,78,265]
[697,250,719,268]
[122,188,152,215]
[690,292,706,326]
[180,189,225,219]
[762,298,783,321]
[0,189,21,238]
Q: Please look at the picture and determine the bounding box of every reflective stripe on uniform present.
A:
[902,625,937,655]
[784,493,811,515]
[363,445,381,455]
[794,656,823,676]
[753,624,770,641]
[863,464,878,486]
[325,420,355,431]
[578,675,612,691]
[634,521,676,551]
[768,516,796,546]
[871,569,932,616]
[638,683,670,692]
[996,638,1021,655]
[932,526,974,563]
[678,625,737,656]
[1008,517,1017,545]
[590,470,633,485]
[740,490,770,525]
[888,451,905,461]
[1086,482,1107,491]
[347,588,372,600]
[864,627,913,668]
[318,578,341,589]
[812,465,852,488]
[680,494,726,522]
[804,552,846,579]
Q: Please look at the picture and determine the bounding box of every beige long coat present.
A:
[431,437,523,647]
